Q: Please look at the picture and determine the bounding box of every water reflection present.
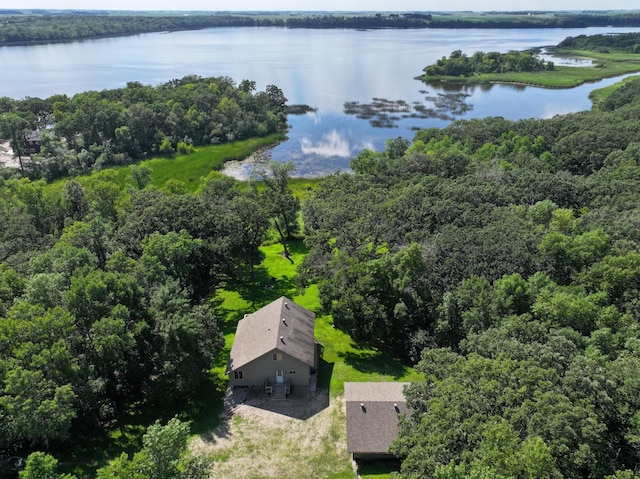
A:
[3,25,633,179]
[301,130,352,157]
[539,48,594,67]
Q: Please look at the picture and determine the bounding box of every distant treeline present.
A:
[261,13,433,29]
[2,12,640,45]
[0,14,257,44]
[426,13,640,29]
[559,31,640,53]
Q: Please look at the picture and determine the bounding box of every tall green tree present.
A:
[0,112,31,172]
[19,452,76,479]
[95,417,210,479]
[253,160,300,261]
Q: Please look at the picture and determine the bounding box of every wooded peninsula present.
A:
[3,29,640,479]
[420,31,640,88]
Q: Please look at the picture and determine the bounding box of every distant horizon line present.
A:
[3,8,638,13]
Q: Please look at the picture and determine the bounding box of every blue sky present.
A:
[1,1,636,11]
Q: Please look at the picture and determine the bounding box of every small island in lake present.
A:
[419,32,640,89]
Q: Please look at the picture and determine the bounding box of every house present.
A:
[226,297,317,393]
[345,382,410,460]
[23,130,42,155]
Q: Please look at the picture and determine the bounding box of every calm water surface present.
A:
[1,26,639,177]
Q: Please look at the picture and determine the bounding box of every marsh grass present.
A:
[67,134,284,197]
[144,134,284,192]
[557,48,640,62]
[423,61,640,88]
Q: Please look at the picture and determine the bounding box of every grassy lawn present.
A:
[203,240,420,479]
[211,240,422,396]
[358,460,403,479]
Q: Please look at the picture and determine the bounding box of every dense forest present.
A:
[298,77,640,478]
[4,28,640,478]
[4,70,639,478]
[559,32,640,52]
[0,74,295,476]
[0,153,300,476]
[0,75,287,180]
[2,12,640,46]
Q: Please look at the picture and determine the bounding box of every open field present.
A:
[429,12,560,24]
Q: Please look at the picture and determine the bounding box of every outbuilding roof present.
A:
[345,382,410,455]
[227,296,316,372]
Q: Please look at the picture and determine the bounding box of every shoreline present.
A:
[419,65,640,90]
[0,140,22,169]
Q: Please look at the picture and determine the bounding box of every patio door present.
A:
[276,370,284,384]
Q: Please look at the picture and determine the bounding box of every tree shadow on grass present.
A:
[213,267,298,339]
[213,254,304,337]
[357,458,402,478]
[317,356,335,394]
[58,374,231,477]
[182,374,229,437]
[241,240,308,303]
[338,348,412,380]
[237,264,298,307]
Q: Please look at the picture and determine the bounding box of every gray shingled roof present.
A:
[228,296,316,372]
[345,382,410,455]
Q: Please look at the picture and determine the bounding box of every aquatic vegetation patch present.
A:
[343,92,473,128]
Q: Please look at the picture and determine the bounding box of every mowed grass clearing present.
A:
[203,240,421,479]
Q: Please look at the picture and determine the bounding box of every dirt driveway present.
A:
[191,388,353,479]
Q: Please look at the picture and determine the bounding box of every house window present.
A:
[272,353,282,361]
[234,371,243,380]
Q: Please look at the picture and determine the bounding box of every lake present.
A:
[2,25,640,177]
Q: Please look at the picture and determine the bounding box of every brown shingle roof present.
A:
[345,382,410,455]
[227,296,316,372]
